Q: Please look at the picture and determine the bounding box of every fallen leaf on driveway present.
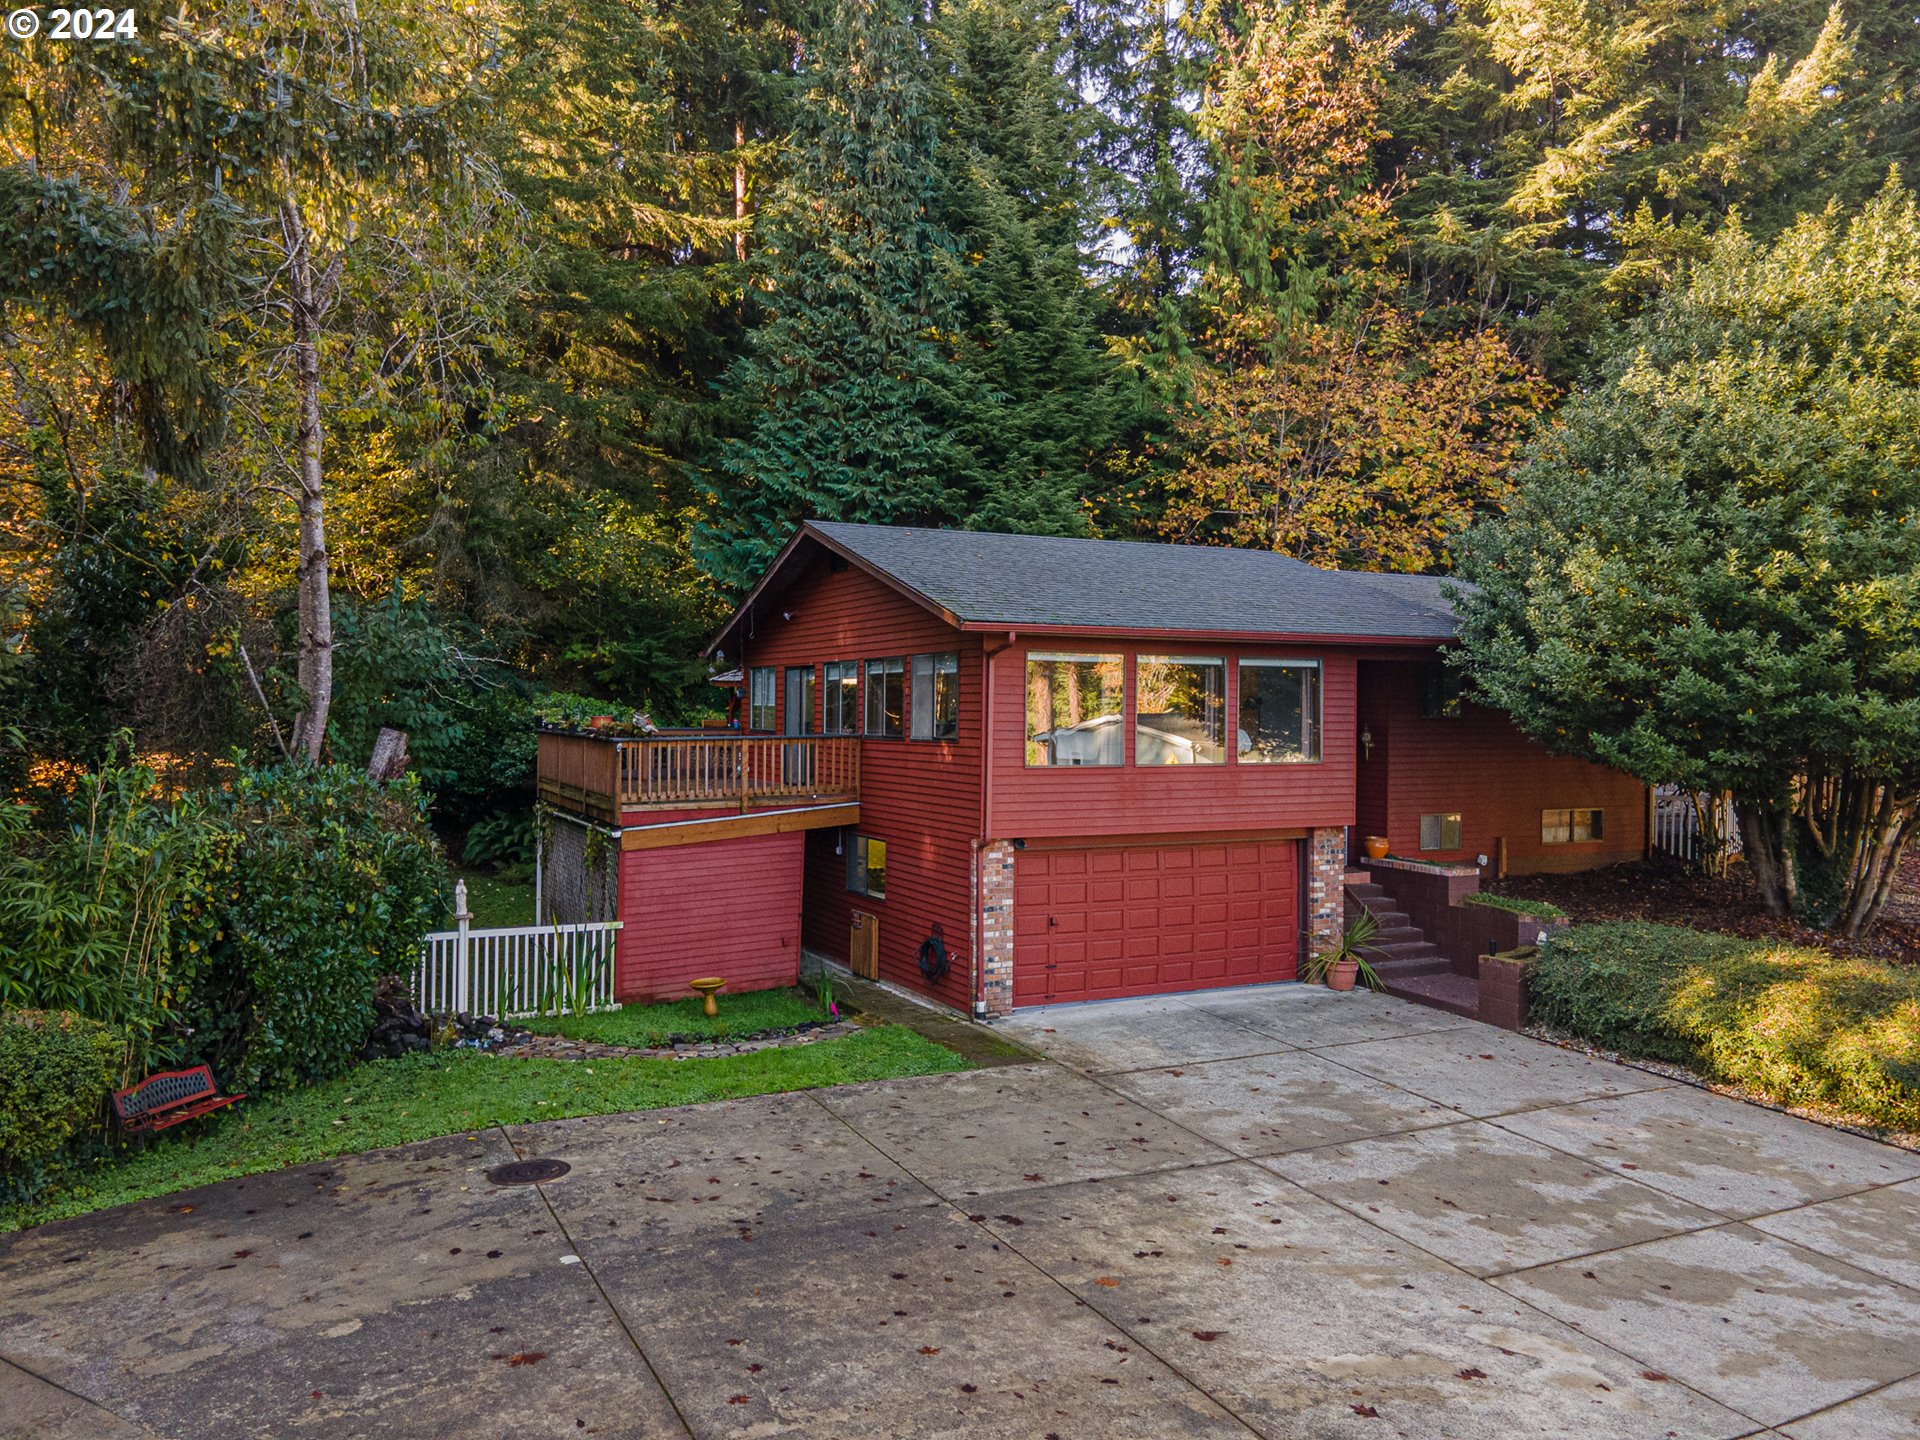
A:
[919,1346,940,1355]
[1192,1331,1222,1342]
[1351,1403,1379,1417]
[1094,1276,1120,1287]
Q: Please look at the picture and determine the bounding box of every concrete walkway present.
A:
[4,985,1919,1439]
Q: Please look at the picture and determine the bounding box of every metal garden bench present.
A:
[111,1065,245,1133]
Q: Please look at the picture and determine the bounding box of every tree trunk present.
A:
[282,197,334,762]
[1829,786,1916,939]
[1735,797,1794,916]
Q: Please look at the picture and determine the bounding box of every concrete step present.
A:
[1346,884,1387,902]
[1380,970,1480,1020]
[1364,953,1452,981]
[1369,926,1424,946]
[1363,939,1445,963]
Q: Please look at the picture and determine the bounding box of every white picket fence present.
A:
[415,883,621,1018]
[1652,786,1742,873]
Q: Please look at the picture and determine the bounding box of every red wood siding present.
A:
[986,641,1357,839]
[1358,660,1648,874]
[740,558,983,1010]
[616,832,804,1002]
[1012,839,1300,1005]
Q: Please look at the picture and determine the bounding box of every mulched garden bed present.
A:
[495,1016,862,1062]
[1489,853,1920,967]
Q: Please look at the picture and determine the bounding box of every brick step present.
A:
[1379,970,1480,1020]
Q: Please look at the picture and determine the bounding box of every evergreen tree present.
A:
[700,0,978,589]
[931,0,1121,533]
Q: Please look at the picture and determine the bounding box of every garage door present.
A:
[1012,839,1301,1006]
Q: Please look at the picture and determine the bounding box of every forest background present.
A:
[3,0,1914,852]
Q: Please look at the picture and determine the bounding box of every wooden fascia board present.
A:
[955,622,1454,648]
[618,803,859,851]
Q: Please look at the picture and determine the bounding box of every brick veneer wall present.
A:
[1306,827,1348,957]
[979,840,1016,1015]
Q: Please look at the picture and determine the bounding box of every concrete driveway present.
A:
[5,985,1920,1440]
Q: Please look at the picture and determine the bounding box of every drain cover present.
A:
[487,1158,571,1186]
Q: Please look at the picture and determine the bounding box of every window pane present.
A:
[1576,809,1603,842]
[1024,654,1124,766]
[749,666,776,730]
[1422,664,1463,719]
[933,653,959,740]
[865,658,904,737]
[784,667,815,735]
[823,661,856,734]
[1541,809,1570,845]
[910,654,933,740]
[865,838,886,899]
[846,830,866,893]
[1238,662,1320,763]
[1135,656,1225,764]
[1420,813,1462,850]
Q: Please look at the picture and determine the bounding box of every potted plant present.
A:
[1362,835,1390,860]
[1305,910,1382,992]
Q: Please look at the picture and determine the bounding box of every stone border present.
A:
[496,1018,863,1063]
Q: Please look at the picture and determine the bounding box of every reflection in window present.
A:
[1419,813,1463,850]
[748,666,776,730]
[864,657,904,737]
[823,661,859,734]
[846,833,887,899]
[1237,661,1321,763]
[1422,663,1463,719]
[910,653,959,740]
[1542,808,1604,844]
[1135,656,1225,764]
[1024,654,1124,766]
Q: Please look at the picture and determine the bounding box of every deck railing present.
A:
[538,730,860,813]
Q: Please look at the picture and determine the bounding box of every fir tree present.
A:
[700,0,977,590]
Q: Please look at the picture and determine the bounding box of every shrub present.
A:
[1531,923,1920,1129]
[187,765,448,1093]
[0,1011,120,1185]
[0,753,228,1081]
[1462,892,1566,919]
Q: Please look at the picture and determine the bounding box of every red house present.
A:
[537,523,1645,1018]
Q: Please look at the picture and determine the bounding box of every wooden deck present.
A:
[537,730,861,821]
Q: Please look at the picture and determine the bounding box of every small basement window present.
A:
[1419,813,1462,851]
[1542,807,1604,844]
[910,652,959,740]
[846,833,887,900]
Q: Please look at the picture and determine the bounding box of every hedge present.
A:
[1531,923,1920,1130]
[0,1011,120,1186]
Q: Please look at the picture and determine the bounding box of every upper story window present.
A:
[910,652,959,741]
[1025,653,1124,766]
[1238,660,1321,763]
[1421,663,1463,719]
[783,666,815,734]
[1136,655,1225,764]
[864,657,905,737]
[823,661,859,734]
[748,666,776,731]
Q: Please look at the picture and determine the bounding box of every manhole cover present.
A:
[487,1158,571,1186]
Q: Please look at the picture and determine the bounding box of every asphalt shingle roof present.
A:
[808,522,1461,640]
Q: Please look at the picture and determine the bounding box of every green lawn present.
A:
[2,1026,965,1233]
[528,986,829,1047]
[450,866,535,929]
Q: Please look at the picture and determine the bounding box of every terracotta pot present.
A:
[1362,836,1390,860]
[1325,958,1360,992]
[587,715,615,730]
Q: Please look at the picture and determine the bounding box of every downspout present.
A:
[973,631,1016,1017]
